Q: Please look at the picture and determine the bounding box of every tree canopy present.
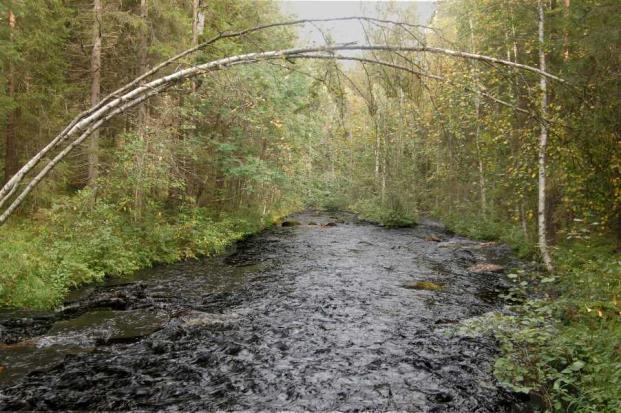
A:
[0,1,619,410]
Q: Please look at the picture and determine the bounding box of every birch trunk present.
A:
[192,0,200,47]
[191,0,203,92]
[538,0,554,272]
[87,0,102,186]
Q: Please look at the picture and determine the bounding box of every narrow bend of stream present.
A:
[0,211,530,411]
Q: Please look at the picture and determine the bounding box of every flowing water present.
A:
[0,211,530,411]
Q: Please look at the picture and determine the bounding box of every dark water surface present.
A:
[0,211,527,411]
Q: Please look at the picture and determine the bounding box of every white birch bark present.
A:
[0,37,566,225]
[538,0,554,272]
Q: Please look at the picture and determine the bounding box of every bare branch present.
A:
[0,83,170,225]
[0,16,429,204]
[287,54,536,117]
[0,40,566,224]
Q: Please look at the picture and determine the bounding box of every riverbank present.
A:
[1,210,522,411]
[485,240,621,412]
[357,204,621,412]
[0,191,296,309]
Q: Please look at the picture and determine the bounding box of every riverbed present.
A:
[0,210,527,411]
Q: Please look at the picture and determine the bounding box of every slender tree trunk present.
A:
[562,0,570,61]
[519,203,529,240]
[378,108,386,204]
[538,0,554,272]
[191,0,201,92]
[469,17,487,213]
[134,0,149,217]
[137,0,149,128]
[507,17,529,242]
[396,88,404,185]
[87,0,102,186]
[374,120,380,182]
[192,0,200,46]
[4,7,18,185]
[381,138,386,205]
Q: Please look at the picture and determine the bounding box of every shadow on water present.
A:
[0,210,534,412]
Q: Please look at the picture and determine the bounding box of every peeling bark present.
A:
[538,0,554,272]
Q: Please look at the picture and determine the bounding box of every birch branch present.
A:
[0,16,426,206]
[0,43,566,224]
[0,23,565,208]
[0,84,170,225]
[265,54,547,121]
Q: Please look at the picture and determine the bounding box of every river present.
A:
[0,210,529,411]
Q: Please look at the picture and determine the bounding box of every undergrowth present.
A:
[350,197,416,228]
[459,237,621,412]
[442,210,535,258]
[0,190,288,309]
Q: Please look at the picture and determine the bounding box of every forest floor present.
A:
[0,210,531,411]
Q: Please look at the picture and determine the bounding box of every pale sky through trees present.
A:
[278,1,436,65]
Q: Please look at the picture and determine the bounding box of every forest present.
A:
[0,0,619,411]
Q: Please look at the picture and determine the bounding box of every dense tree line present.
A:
[314,0,620,257]
[308,2,620,409]
[0,1,619,409]
[0,0,325,307]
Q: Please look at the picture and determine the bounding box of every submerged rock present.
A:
[46,309,169,346]
[281,220,301,227]
[179,311,238,329]
[0,210,525,412]
[404,281,445,291]
[468,263,505,273]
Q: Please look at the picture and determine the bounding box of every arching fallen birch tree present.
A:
[0,17,565,269]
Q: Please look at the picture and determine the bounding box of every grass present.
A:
[0,190,289,309]
[442,210,535,258]
[349,198,416,228]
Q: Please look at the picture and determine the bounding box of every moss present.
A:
[405,281,445,291]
